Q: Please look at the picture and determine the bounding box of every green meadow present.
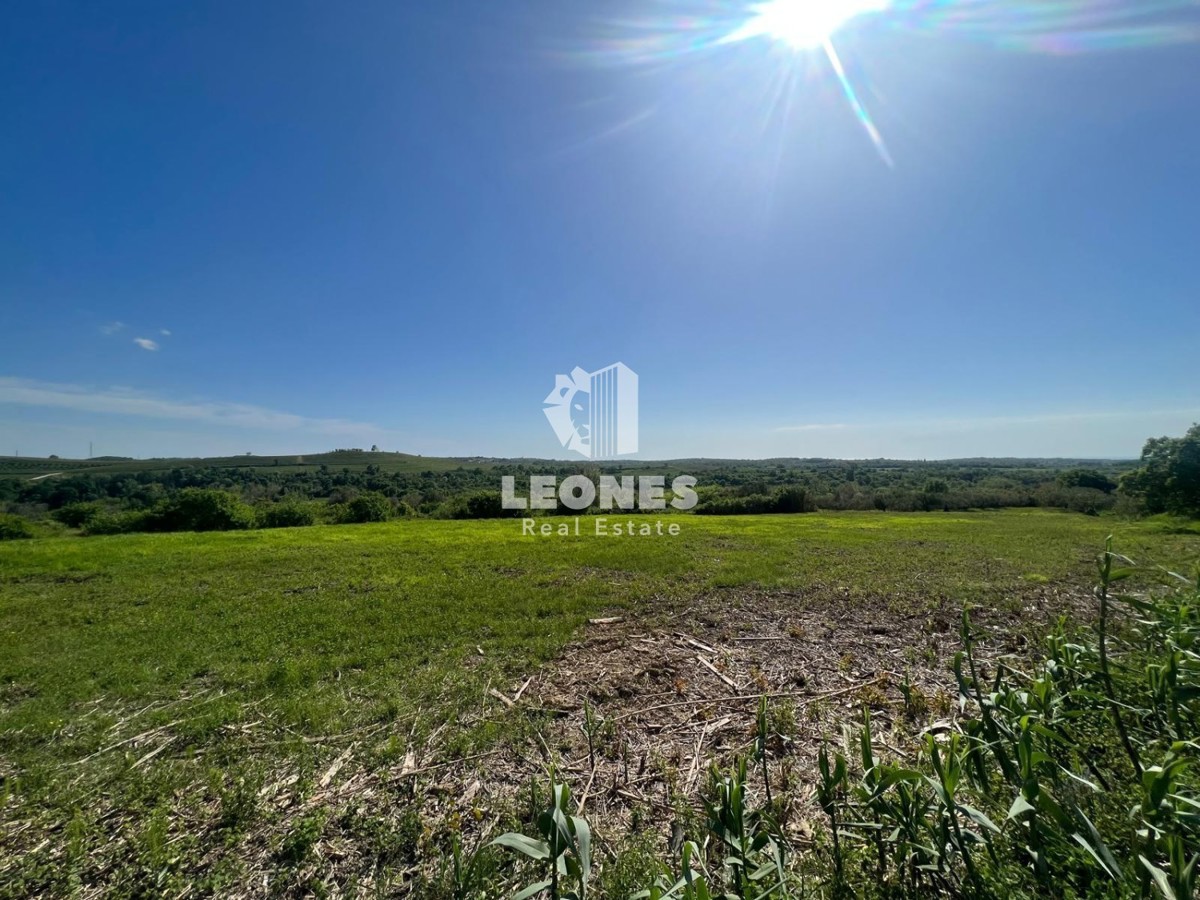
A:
[1,510,1197,895]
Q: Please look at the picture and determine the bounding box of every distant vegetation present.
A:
[2,428,1197,535]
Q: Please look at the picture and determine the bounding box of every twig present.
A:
[488,688,514,708]
[696,655,738,690]
[319,742,356,788]
[732,636,787,642]
[678,634,716,654]
[513,677,534,702]
[576,761,600,814]
[392,749,501,779]
[684,724,709,794]
[611,677,888,722]
[66,719,185,766]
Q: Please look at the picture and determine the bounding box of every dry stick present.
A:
[610,676,887,722]
[487,688,514,709]
[512,676,534,703]
[65,719,186,766]
[392,749,501,779]
[732,636,788,642]
[677,634,717,654]
[696,655,737,690]
[684,724,709,794]
[576,761,600,814]
[319,742,356,788]
[131,738,174,770]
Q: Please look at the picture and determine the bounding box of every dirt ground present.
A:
[388,582,1094,884]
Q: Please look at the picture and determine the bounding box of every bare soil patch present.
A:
[396,583,1093,882]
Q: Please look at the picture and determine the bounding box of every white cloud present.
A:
[0,377,388,437]
[160,329,171,336]
[133,338,159,351]
[100,321,125,335]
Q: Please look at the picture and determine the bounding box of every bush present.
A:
[0,513,34,540]
[1034,484,1115,516]
[144,489,256,532]
[696,493,776,515]
[83,510,151,535]
[342,492,392,524]
[772,485,811,513]
[52,501,104,529]
[257,501,317,529]
[465,490,519,519]
[696,486,812,515]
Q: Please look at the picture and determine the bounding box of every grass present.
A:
[0,510,1169,737]
[0,509,1196,895]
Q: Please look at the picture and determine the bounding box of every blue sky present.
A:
[2,0,1197,460]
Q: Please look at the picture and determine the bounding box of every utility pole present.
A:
[89,441,93,459]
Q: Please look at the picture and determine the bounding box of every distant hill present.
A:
[0,450,468,479]
[0,450,1136,481]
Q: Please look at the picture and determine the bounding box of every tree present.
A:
[1058,468,1117,494]
[1120,424,1200,516]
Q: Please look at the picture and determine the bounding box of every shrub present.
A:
[772,485,811,513]
[342,492,392,524]
[0,513,34,540]
[1034,484,1115,516]
[438,490,526,519]
[696,486,812,515]
[144,489,256,532]
[52,501,104,529]
[257,501,317,529]
[83,510,150,535]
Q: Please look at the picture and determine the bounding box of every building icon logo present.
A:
[543,362,639,459]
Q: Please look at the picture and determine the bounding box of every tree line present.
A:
[1,426,1196,536]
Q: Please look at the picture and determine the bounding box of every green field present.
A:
[1,510,1197,896]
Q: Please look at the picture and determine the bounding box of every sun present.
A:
[733,0,889,50]
[719,0,895,164]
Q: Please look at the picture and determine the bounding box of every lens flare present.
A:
[562,1,1200,165]
[725,0,891,49]
[720,0,895,163]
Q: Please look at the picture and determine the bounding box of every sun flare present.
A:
[734,0,890,49]
[719,0,895,163]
